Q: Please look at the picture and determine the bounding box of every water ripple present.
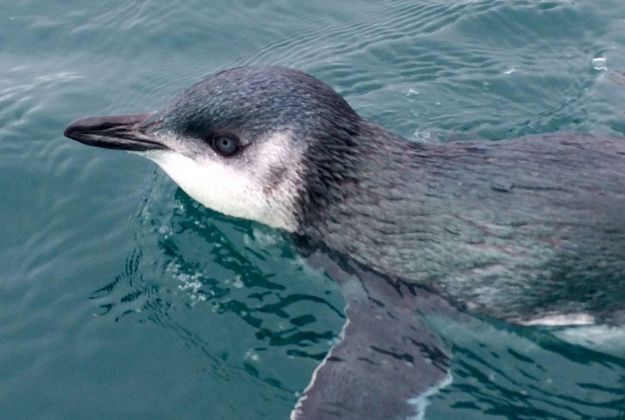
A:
[3,0,625,418]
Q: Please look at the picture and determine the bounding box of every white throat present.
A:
[143,131,304,232]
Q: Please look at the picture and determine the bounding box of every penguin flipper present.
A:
[291,253,452,420]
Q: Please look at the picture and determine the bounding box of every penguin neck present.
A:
[294,119,422,241]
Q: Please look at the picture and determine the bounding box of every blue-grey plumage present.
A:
[65,65,625,419]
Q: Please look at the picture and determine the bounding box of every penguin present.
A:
[65,65,625,419]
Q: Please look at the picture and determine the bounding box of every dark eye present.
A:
[211,135,240,156]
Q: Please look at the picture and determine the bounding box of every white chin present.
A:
[141,150,298,232]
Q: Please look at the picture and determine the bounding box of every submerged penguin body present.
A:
[64,66,625,419]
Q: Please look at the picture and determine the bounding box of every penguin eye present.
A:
[211,135,240,156]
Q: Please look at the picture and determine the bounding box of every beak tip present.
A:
[63,121,78,140]
[63,116,100,142]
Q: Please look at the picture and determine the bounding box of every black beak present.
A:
[64,113,167,152]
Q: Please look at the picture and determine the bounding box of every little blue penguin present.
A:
[65,66,625,420]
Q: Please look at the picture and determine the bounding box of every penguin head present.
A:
[65,66,362,231]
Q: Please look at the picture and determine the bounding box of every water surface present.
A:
[2,0,625,418]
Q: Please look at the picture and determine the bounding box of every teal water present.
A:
[2,0,625,418]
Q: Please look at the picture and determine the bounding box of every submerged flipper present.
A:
[291,253,452,420]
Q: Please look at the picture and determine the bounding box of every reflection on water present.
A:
[88,177,345,401]
[82,172,625,419]
[2,0,625,418]
[429,317,625,418]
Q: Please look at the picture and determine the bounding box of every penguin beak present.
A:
[64,113,167,152]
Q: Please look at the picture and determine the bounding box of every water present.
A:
[2,0,625,418]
